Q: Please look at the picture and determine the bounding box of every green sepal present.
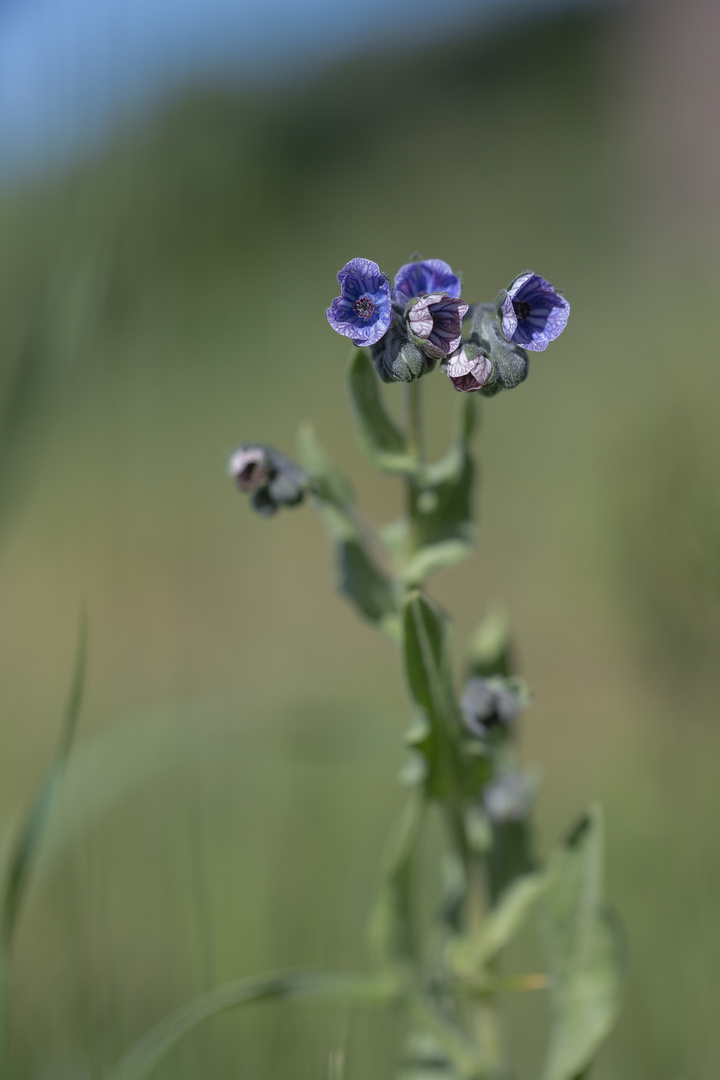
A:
[540,805,625,1080]
[298,424,400,638]
[347,350,417,473]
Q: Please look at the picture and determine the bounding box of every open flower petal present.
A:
[326,258,393,347]
[394,258,462,310]
[500,272,569,352]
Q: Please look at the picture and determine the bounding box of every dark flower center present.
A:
[354,295,376,319]
[513,299,532,321]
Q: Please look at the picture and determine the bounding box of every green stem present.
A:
[463,841,504,1075]
[404,380,424,559]
[405,379,424,464]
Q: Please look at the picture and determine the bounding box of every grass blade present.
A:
[0,615,87,1070]
[106,969,393,1080]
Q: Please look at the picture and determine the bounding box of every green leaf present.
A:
[402,593,466,800]
[540,805,624,1080]
[107,969,394,1080]
[403,539,474,588]
[297,422,354,508]
[299,424,400,637]
[337,537,400,635]
[466,609,514,679]
[477,872,547,963]
[347,350,416,474]
[0,615,87,1070]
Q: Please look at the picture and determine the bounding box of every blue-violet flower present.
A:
[326,258,393,347]
[499,272,569,352]
[393,258,462,311]
[406,293,468,359]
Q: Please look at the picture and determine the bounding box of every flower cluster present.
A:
[326,258,569,394]
[228,444,306,516]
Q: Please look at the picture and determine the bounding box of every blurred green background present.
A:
[1,1,720,1077]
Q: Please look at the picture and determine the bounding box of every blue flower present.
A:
[499,272,570,352]
[406,292,468,359]
[393,258,462,311]
[326,258,393,347]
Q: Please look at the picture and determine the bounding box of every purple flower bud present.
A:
[405,293,469,360]
[326,258,393,347]
[460,676,528,739]
[393,258,462,311]
[228,446,271,491]
[483,770,536,824]
[442,343,493,393]
[499,272,569,353]
[228,444,305,516]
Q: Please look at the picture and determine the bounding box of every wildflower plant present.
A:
[110,257,622,1080]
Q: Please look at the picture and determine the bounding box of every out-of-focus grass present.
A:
[1,6,719,1078]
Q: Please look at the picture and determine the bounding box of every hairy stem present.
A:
[405,380,424,559]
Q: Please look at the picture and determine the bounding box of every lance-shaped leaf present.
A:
[403,397,477,587]
[466,609,514,679]
[540,805,624,1080]
[299,424,400,638]
[403,592,486,800]
[347,350,416,474]
[476,872,547,963]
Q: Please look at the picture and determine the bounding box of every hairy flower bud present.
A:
[370,319,435,383]
[441,340,493,393]
[465,304,529,395]
[483,770,537,823]
[460,675,529,738]
[228,444,305,516]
